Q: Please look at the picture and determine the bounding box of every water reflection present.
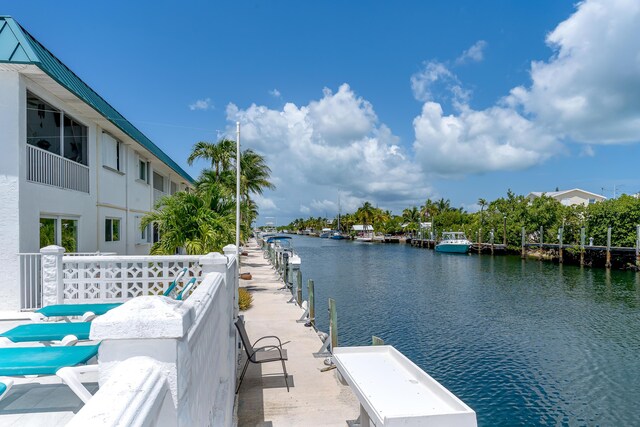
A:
[290,235,640,426]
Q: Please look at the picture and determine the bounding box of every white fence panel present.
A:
[62,255,202,303]
[18,253,41,310]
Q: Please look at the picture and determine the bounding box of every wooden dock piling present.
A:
[296,270,303,308]
[636,225,640,269]
[329,298,338,350]
[521,227,526,259]
[606,227,612,269]
[308,279,315,327]
[558,227,564,264]
[580,227,585,267]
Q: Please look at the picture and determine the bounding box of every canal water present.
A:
[289,235,640,426]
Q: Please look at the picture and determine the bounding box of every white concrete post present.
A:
[222,245,239,317]
[41,245,65,307]
[222,244,237,260]
[199,252,228,276]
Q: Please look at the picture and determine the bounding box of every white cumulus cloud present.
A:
[413,101,560,175]
[269,89,281,98]
[227,84,433,218]
[254,194,278,212]
[413,0,640,176]
[507,0,640,144]
[456,40,487,64]
[189,98,212,111]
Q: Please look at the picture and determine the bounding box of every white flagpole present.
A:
[235,122,241,312]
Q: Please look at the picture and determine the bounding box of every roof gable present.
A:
[0,16,194,184]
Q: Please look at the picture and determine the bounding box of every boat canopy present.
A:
[266,236,292,243]
[441,232,468,240]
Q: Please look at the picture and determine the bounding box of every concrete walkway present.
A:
[237,240,359,427]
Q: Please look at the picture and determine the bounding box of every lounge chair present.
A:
[176,277,197,301]
[0,379,13,401]
[162,267,188,299]
[0,322,91,346]
[33,303,123,322]
[234,317,289,393]
[0,344,99,403]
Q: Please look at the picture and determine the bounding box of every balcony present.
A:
[27,145,90,193]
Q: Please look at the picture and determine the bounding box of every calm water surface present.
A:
[289,235,640,426]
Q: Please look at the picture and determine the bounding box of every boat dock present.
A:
[410,238,508,253]
[237,240,359,426]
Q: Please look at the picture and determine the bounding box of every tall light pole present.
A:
[235,122,241,297]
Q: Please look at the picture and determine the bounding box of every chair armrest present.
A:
[252,335,283,347]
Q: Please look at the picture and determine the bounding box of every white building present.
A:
[527,189,606,207]
[0,17,194,310]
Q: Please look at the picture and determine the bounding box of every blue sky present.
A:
[7,1,640,224]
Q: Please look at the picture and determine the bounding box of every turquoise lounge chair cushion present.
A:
[0,344,99,376]
[0,322,91,343]
[0,382,6,396]
[36,303,122,318]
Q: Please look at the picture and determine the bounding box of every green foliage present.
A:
[142,138,274,254]
[285,191,640,249]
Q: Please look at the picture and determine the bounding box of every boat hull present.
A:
[330,235,346,240]
[435,243,470,254]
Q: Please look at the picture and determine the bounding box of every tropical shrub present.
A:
[238,287,253,310]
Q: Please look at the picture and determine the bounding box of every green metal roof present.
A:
[0,16,194,184]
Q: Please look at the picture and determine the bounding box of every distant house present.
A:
[352,225,374,232]
[527,189,606,206]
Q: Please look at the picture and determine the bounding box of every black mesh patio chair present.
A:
[235,317,289,393]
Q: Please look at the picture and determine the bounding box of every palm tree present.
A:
[478,198,488,242]
[141,189,235,255]
[436,198,451,214]
[402,206,421,235]
[187,139,236,178]
[355,202,375,236]
[420,199,436,222]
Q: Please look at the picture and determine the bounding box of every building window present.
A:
[588,198,596,204]
[153,172,165,193]
[40,217,78,252]
[102,132,122,172]
[27,92,88,166]
[170,181,178,195]
[135,215,151,244]
[105,218,121,242]
[138,158,149,183]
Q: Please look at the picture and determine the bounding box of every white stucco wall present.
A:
[89,254,237,426]
[0,68,192,310]
[0,72,22,310]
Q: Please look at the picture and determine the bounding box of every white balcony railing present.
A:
[27,145,90,193]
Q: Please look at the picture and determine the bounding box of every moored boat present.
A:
[331,231,347,240]
[320,228,333,238]
[435,232,472,254]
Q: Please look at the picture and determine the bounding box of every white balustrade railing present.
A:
[27,145,90,193]
[18,253,42,311]
[64,252,117,257]
[19,251,128,310]
[62,255,202,303]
